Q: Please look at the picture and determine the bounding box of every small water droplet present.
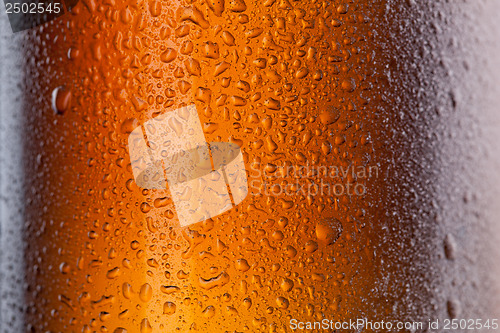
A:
[52,86,72,115]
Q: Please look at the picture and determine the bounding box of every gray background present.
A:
[0,7,24,333]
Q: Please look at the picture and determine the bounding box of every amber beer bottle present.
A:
[22,0,500,332]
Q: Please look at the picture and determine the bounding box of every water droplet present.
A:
[316,218,343,245]
[163,302,176,315]
[139,283,152,302]
[443,234,457,260]
[447,299,461,319]
[160,48,177,63]
[341,78,356,92]
[276,296,289,309]
[319,110,340,128]
[52,86,72,115]
[280,278,294,292]
[228,0,247,12]
[140,318,152,333]
[304,240,319,253]
[235,259,250,271]
[202,305,216,318]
